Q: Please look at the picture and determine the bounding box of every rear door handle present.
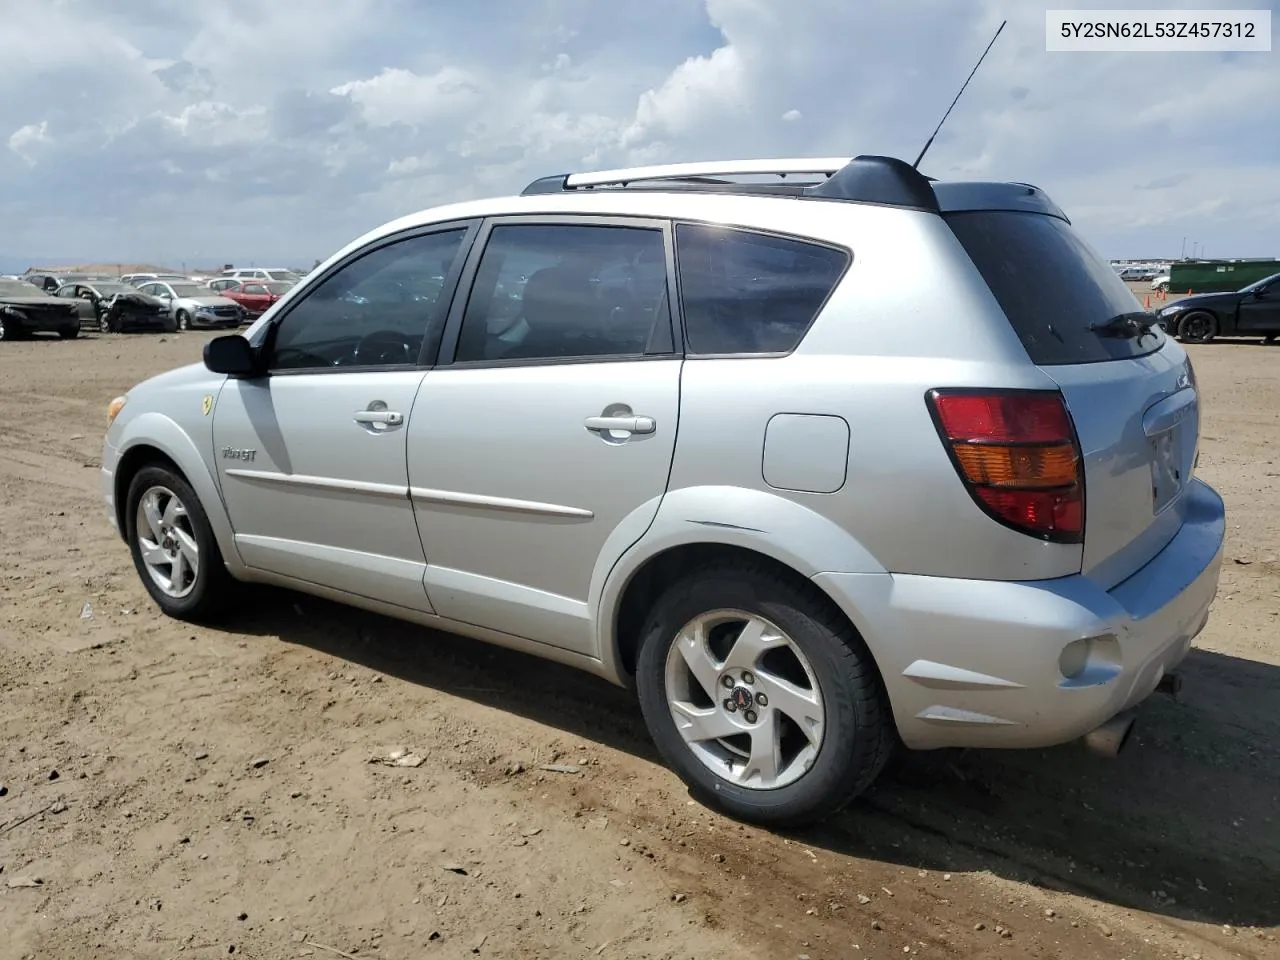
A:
[354,410,404,425]
[584,415,655,435]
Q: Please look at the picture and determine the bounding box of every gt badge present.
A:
[202,394,213,416]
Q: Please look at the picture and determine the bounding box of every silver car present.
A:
[100,156,1225,827]
[136,280,245,330]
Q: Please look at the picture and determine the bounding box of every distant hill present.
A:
[21,262,226,277]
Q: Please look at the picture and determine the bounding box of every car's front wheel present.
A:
[176,310,191,331]
[58,324,79,339]
[125,465,234,621]
[635,562,894,827]
[1177,311,1218,344]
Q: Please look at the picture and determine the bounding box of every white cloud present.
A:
[8,122,51,165]
[331,67,482,127]
[0,0,1274,266]
[161,102,269,146]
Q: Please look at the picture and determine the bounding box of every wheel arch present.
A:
[111,415,243,572]
[593,485,888,688]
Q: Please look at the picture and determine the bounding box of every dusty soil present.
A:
[1,328,1277,960]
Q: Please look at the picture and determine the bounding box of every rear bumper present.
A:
[817,478,1225,751]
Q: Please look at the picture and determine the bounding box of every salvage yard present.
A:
[1,331,1277,960]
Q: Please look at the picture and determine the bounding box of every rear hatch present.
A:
[947,210,1198,589]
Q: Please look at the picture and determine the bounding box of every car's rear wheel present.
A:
[1177,311,1218,343]
[635,562,894,827]
[176,310,191,331]
[58,324,79,339]
[125,465,234,622]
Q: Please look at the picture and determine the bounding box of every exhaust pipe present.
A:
[1083,709,1137,758]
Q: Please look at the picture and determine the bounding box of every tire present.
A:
[1177,311,1217,344]
[635,562,894,827]
[59,324,79,339]
[99,315,112,334]
[125,464,235,622]
[176,310,191,331]
[0,313,14,341]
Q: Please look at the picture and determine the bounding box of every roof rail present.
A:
[522,158,850,196]
[520,154,942,212]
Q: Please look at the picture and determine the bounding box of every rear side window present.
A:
[946,211,1165,365]
[675,223,848,355]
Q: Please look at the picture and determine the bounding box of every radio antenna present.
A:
[912,19,1007,170]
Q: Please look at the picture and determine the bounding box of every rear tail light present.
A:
[926,389,1084,544]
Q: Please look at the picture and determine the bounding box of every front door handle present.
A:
[353,410,404,425]
[584,415,655,435]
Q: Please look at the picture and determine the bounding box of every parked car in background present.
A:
[100,154,1224,828]
[121,273,190,287]
[206,277,240,293]
[135,280,245,330]
[54,280,173,333]
[1151,274,1171,293]
[23,271,99,292]
[0,278,81,339]
[1157,271,1280,343]
[217,280,294,320]
[220,267,303,284]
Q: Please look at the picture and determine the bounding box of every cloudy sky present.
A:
[1,0,1276,271]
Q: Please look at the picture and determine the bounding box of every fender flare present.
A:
[113,411,245,573]
[590,485,887,683]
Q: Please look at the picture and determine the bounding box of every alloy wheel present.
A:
[135,485,199,599]
[664,609,825,790]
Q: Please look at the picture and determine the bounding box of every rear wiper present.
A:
[1089,311,1160,344]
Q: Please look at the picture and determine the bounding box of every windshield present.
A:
[0,280,42,296]
[1240,271,1280,293]
[946,210,1165,365]
[92,283,137,296]
[168,284,205,297]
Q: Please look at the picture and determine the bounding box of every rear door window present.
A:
[452,222,673,364]
[674,223,848,355]
[946,211,1165,365]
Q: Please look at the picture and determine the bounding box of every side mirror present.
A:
[204,334,261,376]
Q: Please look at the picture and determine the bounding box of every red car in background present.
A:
[219,280,293,320]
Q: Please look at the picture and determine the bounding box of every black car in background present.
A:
[0,279,81,340]
[22,271,97,293]
[1158,271,1280,343]
[54,280,173,333]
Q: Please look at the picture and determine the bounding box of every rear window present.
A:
[946,211,1165,365]
[675,223,848,355]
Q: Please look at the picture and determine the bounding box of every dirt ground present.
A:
[1,325,1277,960]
